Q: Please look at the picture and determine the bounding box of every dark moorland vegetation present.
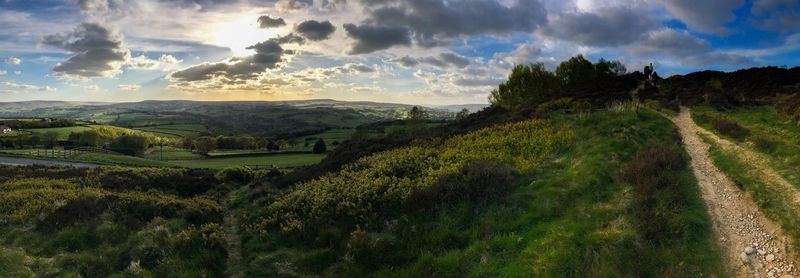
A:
[0,166,226,276]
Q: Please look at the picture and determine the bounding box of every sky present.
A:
[0,0,799,105]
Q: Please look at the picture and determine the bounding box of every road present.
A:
[0,156,99,168]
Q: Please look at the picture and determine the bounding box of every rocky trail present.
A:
[672,107,799,277]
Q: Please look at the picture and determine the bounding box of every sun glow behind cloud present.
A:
[210,16,283,56]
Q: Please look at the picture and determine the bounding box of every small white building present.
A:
[0,126,11,134]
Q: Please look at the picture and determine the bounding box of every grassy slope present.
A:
[171,153,325,169]
[236,108,723,276]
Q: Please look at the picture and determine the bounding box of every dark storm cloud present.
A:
[295,20,336,41]
[273,33,306,45]
[544,6,657,47]
[258,15,287,28]
[169,39,289,82]
[390,53,469,68]
[41,22,130,78]
[343,24,412,54]
[357,0,547,47]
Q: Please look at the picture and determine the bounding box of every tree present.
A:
[312,139,327,153]
[407,106,427,120]
[489,63,560,110]
[555,55,597,88]
[194,136,217,155]
[455,108,470,121]
[595,58,627,78]
[42,131,59,148]
[110,134,149,156]
[287,137,300,148]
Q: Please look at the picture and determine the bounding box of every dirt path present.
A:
[673,107,798,277]
[223,188,245,278]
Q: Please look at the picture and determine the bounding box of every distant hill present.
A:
[0,99,453,138]
[432,104,489,112]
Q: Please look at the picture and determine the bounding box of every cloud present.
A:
[391,53,470,68]
[631,28,709,57]
[630,28,753,67]
[41,22,131,79]
[258,15,287,28]
[169,38,293,83]
[390,56,419,67]
[750,0,800,32]
[78,0,109,11]
[656,0,746,34]
[358,0,547,47]
[295,20,336,41]
[117,84,142,91]
[344,24,412,54]
[5,57,21,65]
[0,70,6,76]
[544,6,657,46]
[128,54,183,70]
[1,81,56,92]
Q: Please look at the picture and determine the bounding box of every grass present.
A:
[148,146,205,160]
[691,105,800,191]
[171,153,325,169]
[26,126,94,140]
[236,108,723,276]
[703,135,800,251]
[283,128,356,152]
[74,153,176,167]
[135,124,209,138]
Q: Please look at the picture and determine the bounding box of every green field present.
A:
[25,126,94,140]
[74,153,176,167]
[135,124,209,138]
[284,128,355,151]
[171,153,325,169]
[147,146,205,160]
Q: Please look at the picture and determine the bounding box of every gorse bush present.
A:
[264,119,572,235]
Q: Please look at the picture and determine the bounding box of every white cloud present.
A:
[128,54,183,70]
[5,57,21,65]
[0,81,56,92]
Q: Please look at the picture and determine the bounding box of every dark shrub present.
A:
[712,118,750,140]
[753,136,775,152]
[313,139,327,153]
[622,146,686,242]
[216,167,256,184]
[408,160,515,208]
[345,228,399,268]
